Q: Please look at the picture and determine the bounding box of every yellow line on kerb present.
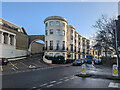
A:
[10,62,18,69]
[1,66,3,71]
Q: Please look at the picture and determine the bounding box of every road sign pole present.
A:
[115,20,119,68]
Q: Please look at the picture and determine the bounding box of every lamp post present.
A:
[115,20,119,68]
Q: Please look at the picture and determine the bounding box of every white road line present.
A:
[64,77,68,79]
[47,84,54,87]
[56,81,63,84]
[50,81,56,83]
[108,82,120,88]
[59,78,63,80]
[32,87,36,88]
[70,77,75,80]
[64,79,70,82]
[40,83,48,87]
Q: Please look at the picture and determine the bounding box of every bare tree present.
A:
[92,15,120,58]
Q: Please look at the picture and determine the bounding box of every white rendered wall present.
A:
[45,20,67,50]
[0,29,28,59]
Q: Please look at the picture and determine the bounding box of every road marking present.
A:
[59,78,63,81]
[10,62,18,69]
[1,66,3,71]
[64,79,70,82]
[40,83,48,87]
[70,77,75,80]
[32,87,36,88]
[64,77,68,79]
[18,61,28,67]
[56,81,63,84]
[108,82,120,88]
[50,81,56,83]
[47,84,54,87]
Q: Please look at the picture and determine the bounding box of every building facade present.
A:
[44,16,90,60]
[0,18,44,60]
[0,18,29,59]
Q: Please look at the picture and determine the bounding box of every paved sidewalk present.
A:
[77,64,120,80]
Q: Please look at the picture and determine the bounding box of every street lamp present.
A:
[115,19,119,68]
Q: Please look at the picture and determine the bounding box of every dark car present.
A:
[72,59,85,66]
[2,58,9,65]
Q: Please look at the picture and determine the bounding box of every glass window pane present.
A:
[45,30,48,35]
[46,23,48,27]
[50,29,53,34]
[56,21,60,26]
[62,30,65,35]
[49,21,54,26]
[57,29,60,35]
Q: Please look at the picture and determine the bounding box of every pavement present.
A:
[1,54,50,75]
[1,54,73,75]
[2,62,120,89]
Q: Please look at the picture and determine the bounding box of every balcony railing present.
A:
[43,46,67,51]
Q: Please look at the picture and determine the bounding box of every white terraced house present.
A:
[44,16,90,60]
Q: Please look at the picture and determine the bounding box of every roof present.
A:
[67,25,76,30]
[0,18,27,35]
[44,16,68,24]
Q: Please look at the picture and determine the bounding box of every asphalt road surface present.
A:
[2,64,120,89]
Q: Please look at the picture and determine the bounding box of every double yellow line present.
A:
[10,62,18,69]
[1,66,3,71]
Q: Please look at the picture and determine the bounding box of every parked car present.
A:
[86,55,93,63]
[94,58,101,64]
[72,59,85,66]
[2,58,9,65]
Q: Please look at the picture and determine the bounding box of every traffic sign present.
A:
[115,53,119,55]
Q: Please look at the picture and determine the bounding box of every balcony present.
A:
[43,46,67,51]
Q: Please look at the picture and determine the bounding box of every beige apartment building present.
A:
[44,16,90,60]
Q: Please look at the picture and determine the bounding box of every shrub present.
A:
[45,55,65,64]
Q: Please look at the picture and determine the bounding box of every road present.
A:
[2,63,120,89]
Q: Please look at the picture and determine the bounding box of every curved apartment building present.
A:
[44,16,68,59]
[44,16,90,60]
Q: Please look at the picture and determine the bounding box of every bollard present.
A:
[81,64,86,75]
[112,64,118,77]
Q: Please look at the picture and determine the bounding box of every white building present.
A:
[44,16,90,60]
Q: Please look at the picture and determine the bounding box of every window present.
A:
[56,21,60,26]
[57,29,60,35]
[62,41,65,50]
[71,30,73,34]
[56,40,59,50]
[62,53,65,57]
[71,44,73,51]
[62,30,65,35]
[49,53,53,56]
[55,53,60,57]
[45,41,47,49]
[45,30,48,35]
[49,21,54,26]
[50,41,53,50]
[63,23,65,26]
[71,36,73,40]
[45,23,48,27]
[50,29,53,34]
